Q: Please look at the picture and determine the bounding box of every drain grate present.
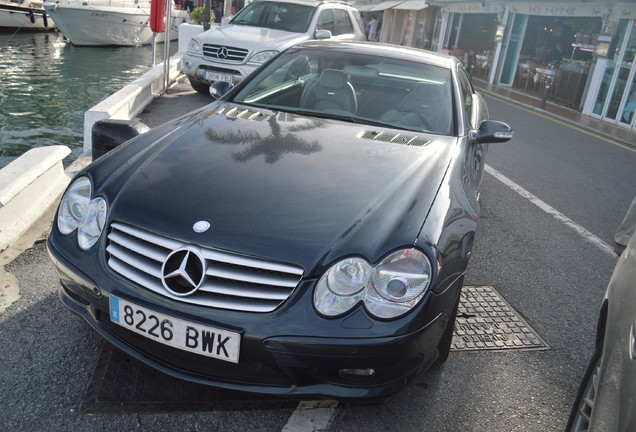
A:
[451,285,549,352]
[80,342,297,414]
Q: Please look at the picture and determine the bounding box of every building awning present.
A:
[436,1,617,17]
[354,3,378,11]
[355,1,407,12]
[392,0,428,11]
[610,4,636,20]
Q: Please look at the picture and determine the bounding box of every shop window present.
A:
[593,20,630,117]
[606,23,636,120]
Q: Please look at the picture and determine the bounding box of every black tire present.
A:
[189,78,210,95]
[565,347,602,432]
[436,291,461,363]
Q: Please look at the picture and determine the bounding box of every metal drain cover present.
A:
[451,285,549,352]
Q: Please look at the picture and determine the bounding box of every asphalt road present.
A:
[1,82,634,431]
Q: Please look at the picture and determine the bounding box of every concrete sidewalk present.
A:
[137,76,213,128]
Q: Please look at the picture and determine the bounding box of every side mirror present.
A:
[315,29,332,40]
[209,81,234,99]
[473,120,513,143]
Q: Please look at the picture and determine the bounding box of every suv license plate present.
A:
[109,295,240,363]
[204,71,234,83]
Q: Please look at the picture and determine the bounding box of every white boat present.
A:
[0,0,56,29]
[43,0,189,46]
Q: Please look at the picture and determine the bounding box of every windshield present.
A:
[230,1,316,33]
[232,48,455,135]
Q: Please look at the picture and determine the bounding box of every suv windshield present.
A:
[230,1,316,33]
[232,48,455,135]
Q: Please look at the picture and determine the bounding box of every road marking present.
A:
[485,165,617,258]
[282,400,339,432]
[484,94,636,154]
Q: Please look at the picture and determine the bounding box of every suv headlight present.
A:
[249,50,279,64]
[187,39,201,56]
[314,249,433,319]
[57,177,108,250]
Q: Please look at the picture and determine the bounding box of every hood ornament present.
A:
[161,248,206,296]
[193,221,210,233]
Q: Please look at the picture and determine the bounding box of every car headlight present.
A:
[78,197,107,250]
[187,39,201,56]
[57,176,91,235]
[314,249,433,319]
[249,50,279,64]
[57,177,108,250]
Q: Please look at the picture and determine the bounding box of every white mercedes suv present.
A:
[182,0,366,94]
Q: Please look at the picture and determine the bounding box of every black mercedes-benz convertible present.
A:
[48,41,512,399]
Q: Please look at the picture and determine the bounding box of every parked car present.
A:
[181,0,365,94]
[567,231,636,431]
[48,41,512,399]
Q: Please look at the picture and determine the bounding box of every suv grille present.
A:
[202,44,249,63]
[106,221,304,313]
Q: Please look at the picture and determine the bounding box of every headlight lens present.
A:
[56,176,108,250]
[327,258,370,296]
[78,197,108,250]
[249,50,279,64]
[314,249,433,319]
[187,39,201,55]
[57,177,91,235]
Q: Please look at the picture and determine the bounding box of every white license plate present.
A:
[109,296,241,363]
[204,71,234,83]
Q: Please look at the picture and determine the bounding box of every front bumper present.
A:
[48,239,453,400]
[181,54,258,86]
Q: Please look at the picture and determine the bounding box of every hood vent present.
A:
[217,106,271,122]
[358,130,431,147]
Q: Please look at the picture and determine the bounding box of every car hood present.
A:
[106,104,455,274]
[198,25,309,53]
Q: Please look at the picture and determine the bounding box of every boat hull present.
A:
[0,2,56,29]
[43,1,187,46]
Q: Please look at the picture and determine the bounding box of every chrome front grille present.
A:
[106,221,304,312]
[202,44,249,63]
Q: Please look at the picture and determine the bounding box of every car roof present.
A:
[288,41,458,70]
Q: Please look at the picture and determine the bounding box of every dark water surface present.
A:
[0,31,171,168]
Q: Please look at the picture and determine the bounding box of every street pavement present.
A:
[1,78,634,431]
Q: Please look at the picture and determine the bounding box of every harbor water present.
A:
[0,31,176,168]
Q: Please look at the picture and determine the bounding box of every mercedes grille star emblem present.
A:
[217,47,228,60]
[161,248,206,296]
[193,220,210,233]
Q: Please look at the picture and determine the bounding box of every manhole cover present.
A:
[451,285,549,352]
[80,342,298,414]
